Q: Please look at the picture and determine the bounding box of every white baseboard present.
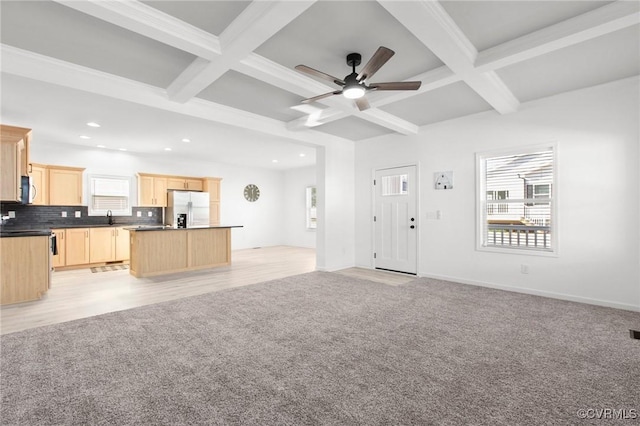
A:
[418,272,640,313]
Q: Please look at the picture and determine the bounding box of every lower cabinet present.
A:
[52,226,130,269]
[65,228,90,266]
[1,235,50,305]
[89,227,129,263]
[51,229,66,267]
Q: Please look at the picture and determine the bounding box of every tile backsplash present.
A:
[0,204,163,229]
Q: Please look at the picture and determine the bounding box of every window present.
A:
[381,174,408,196]
[477,146,555,253]
[306,186,317,229]
[88,175,132,216]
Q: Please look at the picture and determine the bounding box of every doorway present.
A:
[374,165,418,274]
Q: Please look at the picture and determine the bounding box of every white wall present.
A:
[355,76,640,311]
[30,144,286,250]
[283,166,316,248]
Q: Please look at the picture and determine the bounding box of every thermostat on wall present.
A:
[434,171,453,190]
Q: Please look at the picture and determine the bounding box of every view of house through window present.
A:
[306,186,317,229]
[478,146,555,252]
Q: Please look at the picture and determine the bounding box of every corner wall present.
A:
[283,166,316,248]
[355,77,640,311]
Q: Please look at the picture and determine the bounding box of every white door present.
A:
[374,165,417,274]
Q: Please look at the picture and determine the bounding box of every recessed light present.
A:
[272,159,278,163]
[97,145,106,148]
[299,153,306,157]
[118,148,127,151]
[164,148,172,151]
[181,138,191,143]
[86,122,101,128]
[79,135,91,140]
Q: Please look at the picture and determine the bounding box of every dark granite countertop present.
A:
[125,225,243,231]
[0,229,52,238]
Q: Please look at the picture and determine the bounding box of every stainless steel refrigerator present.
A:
[166,191,210,228]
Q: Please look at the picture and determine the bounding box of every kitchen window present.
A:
[477,145,556,254]
[88,175,132,216]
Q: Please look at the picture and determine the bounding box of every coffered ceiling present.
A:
[1,1,638,169]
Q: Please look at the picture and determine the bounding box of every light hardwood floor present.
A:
[1,246,417,335]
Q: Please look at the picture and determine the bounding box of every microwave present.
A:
[20,176,35,204]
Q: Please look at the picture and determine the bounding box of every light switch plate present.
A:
[147,211,153,217]
[61,211,67,218]
[136,211,142,217]
[75,211,81,218]
[8,211,15,218]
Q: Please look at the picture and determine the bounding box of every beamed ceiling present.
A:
[1,1,638,169]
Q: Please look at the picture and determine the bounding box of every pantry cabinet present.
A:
[203,177,222,225]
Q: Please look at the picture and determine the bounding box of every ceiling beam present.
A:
[53,0,221,60]
[166,1,316,103]
[0,44,350,148]
[379,0,520,115]
[476,0,640,72]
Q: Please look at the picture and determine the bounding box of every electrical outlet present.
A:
[147,211,153,217]
[8,211,15,218]
[136,211,142,217]
[520,264,530,274]
[61,211,67,218]
[75,211,81,218]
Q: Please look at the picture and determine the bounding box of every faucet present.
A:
[107,210,114,225]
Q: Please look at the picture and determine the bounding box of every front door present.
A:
[374,165,417,274]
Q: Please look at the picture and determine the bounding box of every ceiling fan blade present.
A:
[355,97,370,111]
[295,65,345,86]
[357,46,395,82]
[369,81,422,91]
[301,90,342,104]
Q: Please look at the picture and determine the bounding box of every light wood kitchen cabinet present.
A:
[49,166,84,206]
[203,177,222,225]
[89,227,130,263]
[1,235,50,305]
[115,227,130,261]
[0,125,31,202]
[29,163,48,205]
[51,229,66,267]
[137,174,168,207]
[167,177,203,191]
[65,228,90,266]
[89,227,115,263]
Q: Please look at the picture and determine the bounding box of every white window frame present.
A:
[88,174,133,217]
[476,143,558,257]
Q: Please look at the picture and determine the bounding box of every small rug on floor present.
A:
[90,264,128,273]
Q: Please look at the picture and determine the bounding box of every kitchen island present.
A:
[126,226,242,278]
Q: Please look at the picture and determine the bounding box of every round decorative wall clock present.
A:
[243,184,260,202]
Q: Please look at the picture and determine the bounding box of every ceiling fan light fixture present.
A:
[343,85,365,99]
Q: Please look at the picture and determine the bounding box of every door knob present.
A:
[411,218,415,221]
[410,225,415,229]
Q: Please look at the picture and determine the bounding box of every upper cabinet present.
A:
[137,174,168,207]
[0,124,31,202]
[29,163,48,205]
[48,165,85,206]
[167,177,203,191]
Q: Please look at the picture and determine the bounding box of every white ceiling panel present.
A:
[141,1,250,36]
[197,70,306,122]
[0,0,196,88]
[312,116,395,141]
[441,1,613,51]
[379,81,493,126]
[497,25,640,103]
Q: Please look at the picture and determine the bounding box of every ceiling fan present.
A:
[295,46,421,111]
